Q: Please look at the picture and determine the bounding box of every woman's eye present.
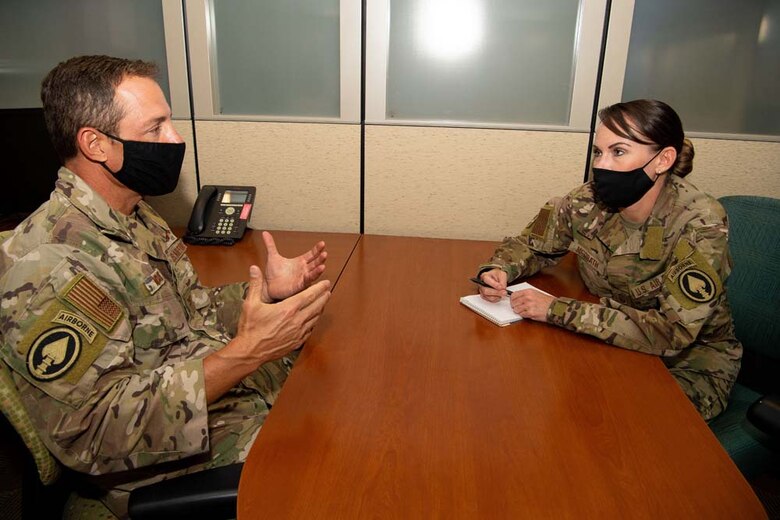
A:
[592,149,602,157]
[614,148,625,156]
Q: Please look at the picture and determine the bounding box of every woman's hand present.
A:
[509,289,554,322]
[477,268,508,302]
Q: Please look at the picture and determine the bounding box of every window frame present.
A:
[364,0,608,132]
[178,0,361,123]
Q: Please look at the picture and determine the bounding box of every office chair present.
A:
[708,195,780,478]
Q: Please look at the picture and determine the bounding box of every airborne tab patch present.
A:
[61,273,122,332]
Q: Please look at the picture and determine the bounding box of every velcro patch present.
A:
[61,273,122,332]
[630,273,664,300]
[167,239,187,264]
[665,243,722,310]
[529,206,552,239]
[569,242,604,273]
[640,226,664,260]
[27,327,81,381]
[52,310,97,344]
[19,303,109,385]
[143,268,166,296]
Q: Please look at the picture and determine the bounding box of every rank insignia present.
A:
[143,269,166,295]
[27,327,81,381]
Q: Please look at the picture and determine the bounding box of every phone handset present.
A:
[183,185,256,245]
[187,185,217,235]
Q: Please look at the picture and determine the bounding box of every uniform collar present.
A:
[583,178,678,259]
[55,167,176,257]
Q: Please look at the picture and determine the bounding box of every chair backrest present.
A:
[0,228,61,485]
[0,363,61,484]
[720,195,780,394]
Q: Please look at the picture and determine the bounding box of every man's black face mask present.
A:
[99,131,185,196]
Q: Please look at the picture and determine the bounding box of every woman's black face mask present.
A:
[99,131,185,196]
[592,149,663,209]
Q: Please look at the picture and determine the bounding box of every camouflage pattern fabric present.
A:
[0,168,294,516]
[478,176,742,421]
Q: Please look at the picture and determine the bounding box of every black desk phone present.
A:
[183,185,256,245]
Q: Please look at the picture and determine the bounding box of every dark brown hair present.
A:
[598,99,694,177]
[40,55,158,161]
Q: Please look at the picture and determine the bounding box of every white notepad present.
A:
[459,282,552,327]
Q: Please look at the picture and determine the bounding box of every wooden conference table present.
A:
[186,231,766,519]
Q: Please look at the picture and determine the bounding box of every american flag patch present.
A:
[62,274,122,331]
[167,239,187,263]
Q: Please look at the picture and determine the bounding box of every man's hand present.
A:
[263,231,327,301]
[509,289,554,322]
[477,268,509,302]
[239,264,331,365]
[203,265,331,404]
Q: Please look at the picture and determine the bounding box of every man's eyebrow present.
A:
[143,115,168,129]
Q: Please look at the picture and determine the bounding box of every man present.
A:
[0,55,331,516]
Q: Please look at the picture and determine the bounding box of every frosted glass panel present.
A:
[0,0,169,109]
[212,0,340,117]
[386,0,580,125]
[623,0,780,136]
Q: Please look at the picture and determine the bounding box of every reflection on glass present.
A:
[417,0,484,61]
[387,0,580,125]
[622,0,780,135]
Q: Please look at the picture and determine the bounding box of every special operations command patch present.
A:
[27,327,81,381]
[666,241,722,309]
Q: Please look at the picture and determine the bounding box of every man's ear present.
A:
[657,146,677,174]
[76,128,109,163]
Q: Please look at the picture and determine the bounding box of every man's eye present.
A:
[149,126,162,135]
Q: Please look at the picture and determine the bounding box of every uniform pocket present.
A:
[132,284,190,350]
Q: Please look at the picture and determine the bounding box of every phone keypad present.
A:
[215,217,235,236]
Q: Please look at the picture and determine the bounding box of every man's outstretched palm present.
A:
[262,231,328,301]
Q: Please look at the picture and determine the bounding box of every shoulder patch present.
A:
[678,268,716,303]
[529,206,552,239]
[18,303,111,385]
[27,327,81,381]
[665,243,722,309]
[61,273,122,332]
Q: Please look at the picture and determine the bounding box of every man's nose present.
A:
[164,125,184,144]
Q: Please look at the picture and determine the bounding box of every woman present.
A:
[476,99,741,420]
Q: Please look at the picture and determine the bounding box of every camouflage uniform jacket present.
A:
[479,176,742,392]
[0,168,259,476]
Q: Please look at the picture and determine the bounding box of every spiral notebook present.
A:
[459,282,552,327]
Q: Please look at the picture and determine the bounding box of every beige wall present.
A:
[365,126,590,241]
[687,138,780,200]
[193,121,360,233]
[147,121,780,242]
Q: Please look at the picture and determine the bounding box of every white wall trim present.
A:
[161,0,190,118]
[364,0,390,123]
[184,0,217,117]
[568,0,608,129]
[598,0,634,108]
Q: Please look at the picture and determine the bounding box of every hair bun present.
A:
[672,138,694,177]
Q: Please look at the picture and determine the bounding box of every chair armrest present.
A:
[747,394,780,439]
[128,463,243,519]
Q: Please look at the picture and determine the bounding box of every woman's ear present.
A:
[657,146,678,174]
[76,128,109,163]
